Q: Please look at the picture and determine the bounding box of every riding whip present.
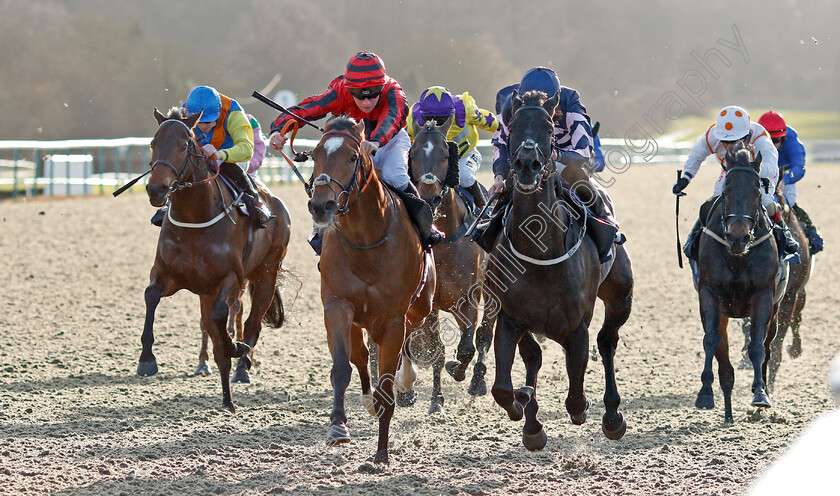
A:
[251,91,324,132]
[464,191,500,238]
[675,169,686,268]
[112,169,151,197]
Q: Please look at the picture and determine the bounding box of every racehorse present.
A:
[141,108,291,412]
[486,91,634,450]
[693,140,781,423]
[308,115,435,464]
[408,116,495,413]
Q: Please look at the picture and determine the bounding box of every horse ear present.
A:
[544,92,559,116]
[511,89,523,113]
[184,111,202,130]
[352,118,365,138]
[753,151,762,169]
[154,107,167,125]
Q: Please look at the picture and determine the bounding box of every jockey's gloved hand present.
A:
[672,176,690,195]
[362,140,380,156]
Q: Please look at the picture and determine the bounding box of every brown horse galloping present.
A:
[309,116,435,465]
[140,108,291,412]
[408,116,495,414]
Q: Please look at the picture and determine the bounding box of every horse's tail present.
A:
[260,276,285,328]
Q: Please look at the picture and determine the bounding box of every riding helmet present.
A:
[344,51,387,92]
[417,86,456,122]
[183,85,222,123]
[519,67,561,98]
[714,105,751,141]
[758,111,787,138]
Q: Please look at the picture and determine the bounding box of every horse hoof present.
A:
[231,368,251,384]
[231,342,251,358]
[514,386,534,405]
[569,398,591,425]
[787,342,802,359]
[361,394,377,417]
[751,392,772,408]
[522,428,548,451]
[326,424,351,446]
[194,363,212,375]
[737,355,753,370]
[602,412,627,440]
[445,361,467,382]
[468,376,487,396]
[373,450,389,465]
[221,401,236,413]
[695,393,715,410]
[137,361,158,377]
[396,390,417,407]
[428,402,445,416]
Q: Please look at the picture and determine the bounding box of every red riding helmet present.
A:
[758,111,787,139]
[344,51,386,90]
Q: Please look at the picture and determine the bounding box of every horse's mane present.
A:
[165,107,182,120]
[327,115,359,132]
[725,140,751,167]
[518,90,548,107]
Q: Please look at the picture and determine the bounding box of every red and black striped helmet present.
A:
[344,51,386,90]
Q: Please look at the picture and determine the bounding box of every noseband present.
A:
[149,119,215,193]
[311,130,373,215]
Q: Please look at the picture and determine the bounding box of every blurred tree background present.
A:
[1,0,837,141]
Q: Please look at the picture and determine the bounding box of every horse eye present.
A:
[350,154,358,163]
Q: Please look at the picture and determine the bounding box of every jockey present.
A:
[406,86,499,209]
[757,110,823,254]
[268,51,443,251]
[486,66,624,262]
[674,105,799,258]
[246,113,266,176]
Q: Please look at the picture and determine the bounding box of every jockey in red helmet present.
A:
[757,111,823,254]
[268,51,442,252]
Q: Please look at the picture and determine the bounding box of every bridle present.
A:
[149,119,219,195]
[310,130,374,216]
[702,164,772,252]
[508,105,555,190]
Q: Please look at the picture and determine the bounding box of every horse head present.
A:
[409,115,457,210]
[147,107,204,207]
[508,90,558,192]
[722,140,763,255]
[308,115,368,227]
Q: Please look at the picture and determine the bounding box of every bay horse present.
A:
[141,108,291,412]
[408,116,495,414]
[487,91,634,450]
[308,115,435,464]
[692,140,782,423]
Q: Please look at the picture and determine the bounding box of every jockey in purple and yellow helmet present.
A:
[407,86,499,208]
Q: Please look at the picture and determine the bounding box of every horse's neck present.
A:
[508,180,569,252]
[336,171,392,243]
[170,180,222,223]
[437,188,466,233]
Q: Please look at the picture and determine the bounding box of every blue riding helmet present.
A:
[519,67,560,98]
[183,85,222,123]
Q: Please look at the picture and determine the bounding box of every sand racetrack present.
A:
[1,162,838,496]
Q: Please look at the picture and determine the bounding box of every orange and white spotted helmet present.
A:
[713,105,751,141]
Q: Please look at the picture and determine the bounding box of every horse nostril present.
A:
[432,196,442,208]
[324,201,337,214]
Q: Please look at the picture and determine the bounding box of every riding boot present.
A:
[465,181,487,210]
[683,217,702,261]
[791,203,824,254]
[220,163,275,228]
[572,179,623,263]
[773,214,801,259]
[308,227,324,255]
[151,207,167,227]
[401,183,445,250]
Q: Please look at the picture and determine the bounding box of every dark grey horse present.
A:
[486,91,634,450]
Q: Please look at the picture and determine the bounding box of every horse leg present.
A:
[713,316,735,423]
[195,323,212,375]
[349,325,376,417]
[324,297,355,447]
[234,272,275,385]
[372,318,407,465]
[491,309,527,421]
[413,311,445,415]
[596,248,632,439]
[788,289,805,359]
[199,296,236,412]
[748,291,776,409]
[518,332,546,451]
[737,318,753,369]
[138,273,177,377]
[231,287,253,384]
[564,320,591,426]
[368,334,379,385]
[696,288,721,411]
[768,291,797,392]
[206,277,251,412]
[468,310,494,397]
[445,299,478,382]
